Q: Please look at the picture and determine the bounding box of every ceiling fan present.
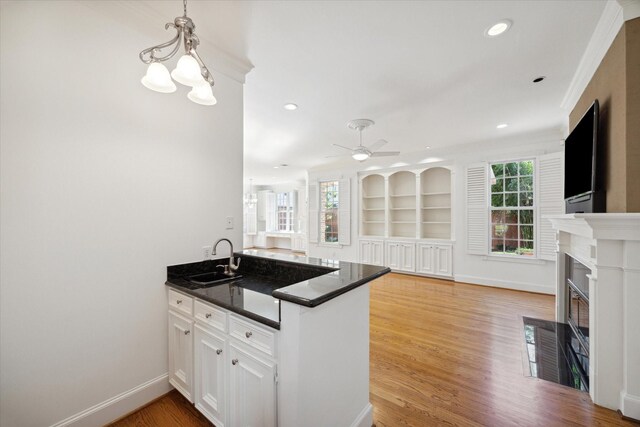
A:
[332,119,400,161]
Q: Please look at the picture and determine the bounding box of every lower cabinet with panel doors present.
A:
[168,288,277,427]
[359,239,384,266]
[359,239,454,279]
[384,240,416,273]
[416,243,453,277]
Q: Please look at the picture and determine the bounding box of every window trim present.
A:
[487,158,538,259]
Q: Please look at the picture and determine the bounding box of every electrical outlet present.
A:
[202,245,213,260]
[225,216,234,229]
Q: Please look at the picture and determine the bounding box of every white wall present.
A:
[307,133,563,293]
[0,2,245,426]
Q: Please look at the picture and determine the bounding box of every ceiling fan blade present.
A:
[370,151,400,157]
[332,143,355,152]
[367,139,388,152]
[324,154,348,158]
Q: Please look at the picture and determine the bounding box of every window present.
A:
[490,160,534,256]
[276,192,293,231]
[319,180,339,243]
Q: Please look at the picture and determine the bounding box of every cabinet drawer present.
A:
[229,314,276,357]
[168,288,193,316]
[194,300,227,333]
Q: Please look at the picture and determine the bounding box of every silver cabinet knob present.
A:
[216,349,222,355]
[205,313,212,318]
[176,300,182,304]
[184,330,190,335]
[232,359,238,365]
[245,331,252,338]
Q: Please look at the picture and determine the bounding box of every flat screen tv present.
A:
[564,100,601,209]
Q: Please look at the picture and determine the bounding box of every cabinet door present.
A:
[168,311,194,402]
[266,193,277,232]
[416,244,435,274]
[399,243,416,272]
[435,245,453,277]
[194,325,227,427]
[385,242,400,269]
[229,343,277,427]
[372,241,384,266]
[359,241,372,264]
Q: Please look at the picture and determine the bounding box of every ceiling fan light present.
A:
[171,54,205,86]
[187,82,217,106]
[141,62,177,93]
[352,151,369,161]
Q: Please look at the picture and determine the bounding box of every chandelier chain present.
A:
[183,0,187,17]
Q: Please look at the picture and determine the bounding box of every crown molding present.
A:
[79,0,253,84]
[560,1,624,112]
[618,0,640,20]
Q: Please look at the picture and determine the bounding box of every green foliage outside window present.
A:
[490,160,535,256]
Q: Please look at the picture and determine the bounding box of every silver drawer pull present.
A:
[205,313,212,318]
[245,331,252,338]
[184,330,190,336]
[232,359,238,365]
[216,349,222,355]
[176,300,182,304]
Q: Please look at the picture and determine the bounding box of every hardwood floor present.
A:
[112,273,634,426]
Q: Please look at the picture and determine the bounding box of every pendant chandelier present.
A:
[139,0,217,106]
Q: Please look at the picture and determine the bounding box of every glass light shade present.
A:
[171,54,205,86]
[352,151,369,161]
[141,63,176,93]
[187,83,217,106]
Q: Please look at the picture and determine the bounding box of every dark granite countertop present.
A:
[166,250,390,329]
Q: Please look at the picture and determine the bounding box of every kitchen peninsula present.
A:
[165,249,390,427]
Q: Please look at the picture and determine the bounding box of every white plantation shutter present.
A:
[466,163,488,255]
[537,152,564,260]
[338,178,351,245]
[308,182,319,243]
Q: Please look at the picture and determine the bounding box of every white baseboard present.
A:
[621,391,640,421]
[50,373,171,427]
[454,274,555,295]
[350,402,373,427]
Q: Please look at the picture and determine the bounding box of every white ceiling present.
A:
[139,0,607,186]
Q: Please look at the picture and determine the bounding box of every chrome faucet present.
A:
[212,238,240,275]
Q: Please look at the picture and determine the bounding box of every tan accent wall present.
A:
[570,17,640,212]
[570,27,627,211]
[625,18,640,212]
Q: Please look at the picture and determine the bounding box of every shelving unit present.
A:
[389,171,416,238]
[361,174,385,237]
[358,166,454,278]
[420,167,451,239]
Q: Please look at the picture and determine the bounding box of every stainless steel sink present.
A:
[187,271,242,286]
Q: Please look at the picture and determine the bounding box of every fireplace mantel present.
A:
[547,213,640,420]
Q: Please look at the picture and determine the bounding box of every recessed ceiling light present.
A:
[283,103,298,110]
[280,163,288,167]
[273,166,279,169]
[497,123,508,129]
[426,146,431,149]
[485,20,512,37]
[533,76,546,83]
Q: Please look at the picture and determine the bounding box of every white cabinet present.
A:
[229,342,277,427]
[194,325,227,427]
[168,310,194,402]
[416,243,453,277]
[359,239,384,266]
[168,289,278,427]
[291,233,307,253]
[385,241,415,272]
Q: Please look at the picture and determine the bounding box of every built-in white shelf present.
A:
[360,166,453,240]
[422,191,451,196]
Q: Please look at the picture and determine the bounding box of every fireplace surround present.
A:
[548,213,640,419]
